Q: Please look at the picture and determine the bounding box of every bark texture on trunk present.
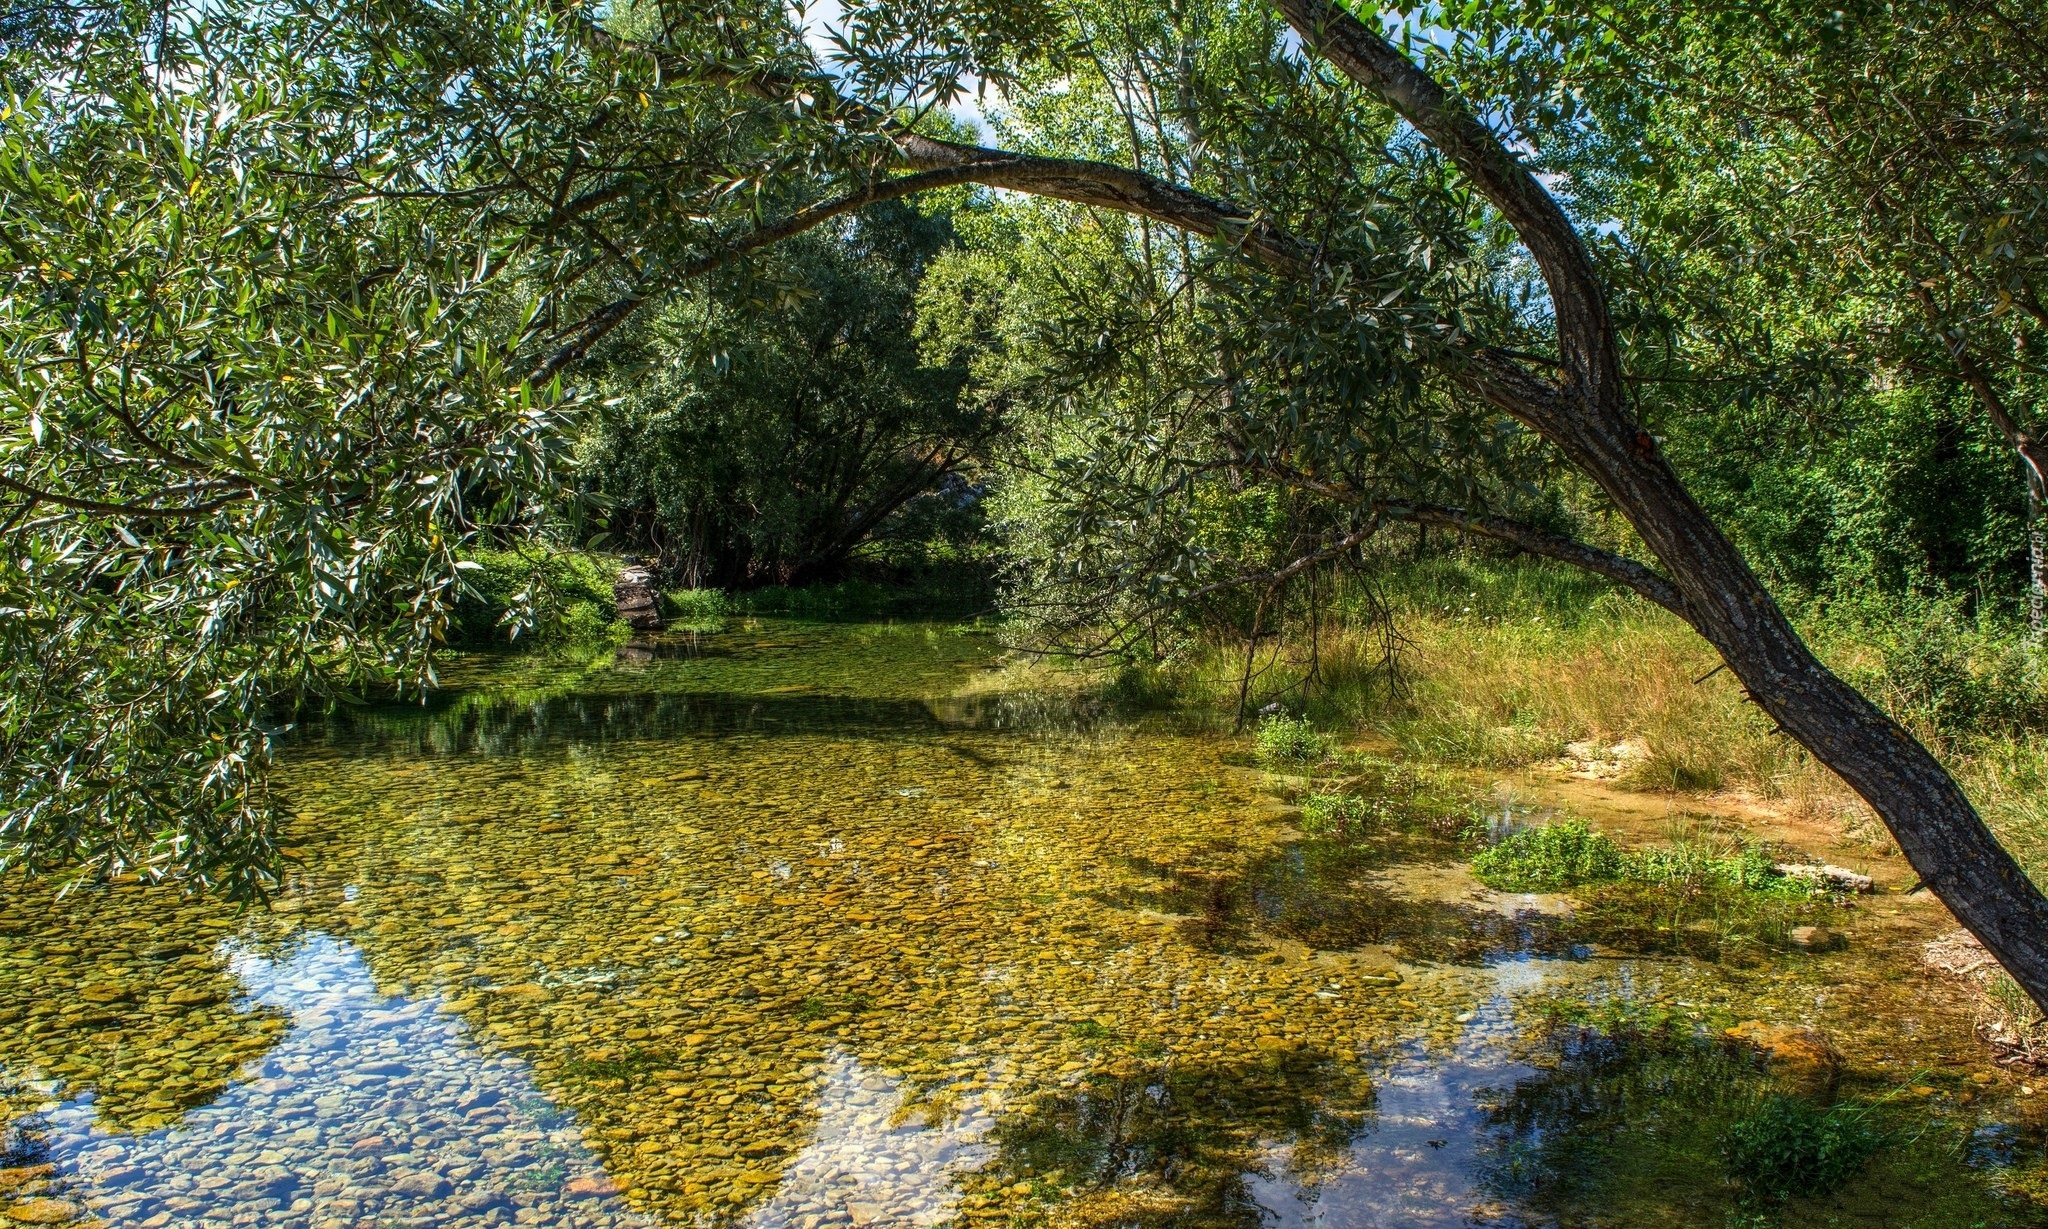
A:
[1276,0,2048,1009]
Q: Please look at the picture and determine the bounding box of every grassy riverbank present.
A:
[1135,557,2048,873]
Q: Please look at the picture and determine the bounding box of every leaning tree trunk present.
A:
[1278,0,2048,1009]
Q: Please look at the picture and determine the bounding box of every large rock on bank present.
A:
[614,564,664,630]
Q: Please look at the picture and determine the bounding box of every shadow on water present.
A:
[322,690,970,757]
[316,682,1190,759]
[1108,838,1575,965]
[978,1049,1376,1229]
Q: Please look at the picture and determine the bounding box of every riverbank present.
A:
[979,556,2048,1067]
[448,548,997,652]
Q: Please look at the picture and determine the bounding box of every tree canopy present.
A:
[583,200,987,588]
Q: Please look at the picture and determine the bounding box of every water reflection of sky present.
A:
[1246,959,1552,1228]
[738,1049,996,1228]
[27,934,644,1228]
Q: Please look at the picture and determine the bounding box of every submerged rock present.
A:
[565,1175,621,1199]
[1788,925,1838,952]
[3,1199,80,1225]
[1726,1020,1841,1096]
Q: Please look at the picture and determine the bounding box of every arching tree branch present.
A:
[1374,501,1686,617]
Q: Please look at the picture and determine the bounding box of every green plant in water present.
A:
[1627,840,1810,898]
[508,1156,568,1192]
[1474,818,1819,902]
[1471,818,1624,891]
[1722,1095,1879,1204]
[1067,1019,1111,1041]
[1299,792,1381,839]
[1254,714,1335,769]
[556,600,632,649]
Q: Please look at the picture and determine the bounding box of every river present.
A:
[0,620,2040,1226]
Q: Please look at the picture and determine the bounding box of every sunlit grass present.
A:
[1147,554,2048,877]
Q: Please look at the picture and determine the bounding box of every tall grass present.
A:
[1156,554,2048,873]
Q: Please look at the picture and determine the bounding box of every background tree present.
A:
[583,201,990,588]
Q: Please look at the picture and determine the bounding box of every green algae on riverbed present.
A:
[1,620,2045,1227]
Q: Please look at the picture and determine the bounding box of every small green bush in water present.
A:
[1471,818,1623,891]
[1255,714,1335,767]
[1473,820,1816,897]
[1723,1095,1878,1203]
[558,600,630,648]
[1300,792,1387,839]
[1628,840,1807,896]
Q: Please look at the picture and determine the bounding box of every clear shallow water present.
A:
[2,621,2042,1227]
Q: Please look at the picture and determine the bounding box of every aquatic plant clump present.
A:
[1472,820,1822,899]
[1722,1095,1880,1203]
[662,588,730,630]
[1255,714,1337,768]
[1471,819,1625,891]
[1299,792,1385,839]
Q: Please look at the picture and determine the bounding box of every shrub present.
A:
[1254,714,1335,768]
[1471,818,1624,891]
[1626,840,1806,896]
[558,600,631,648]
[1300,792,1384,839]
[663,588,728,629]
[454,546,619,643]
[1722,1095,1878,1203]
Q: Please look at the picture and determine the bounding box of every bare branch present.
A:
[1375,500,1688,618]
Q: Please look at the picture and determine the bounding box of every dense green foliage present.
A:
[452,549,623,645]
[1470,819,1624,891]
[1252,713,1337,767]
[582,202,993,588]
[1723,1095,1881,1204]
[1428,0,2048,613]
[0,14,577,892]
[1471,817,1810,897]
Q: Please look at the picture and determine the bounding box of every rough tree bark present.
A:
[603,9,2048,1006]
